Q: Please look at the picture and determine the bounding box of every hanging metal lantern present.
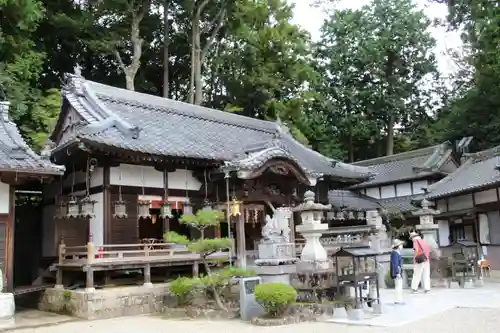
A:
[137,200,151,219]
[160,201,173,219]
[55,200,67,219]
[79,196,97,218]
[202,199,214,211]
[183,201,193,215]
[113,200,128,218]
[356,211,365,220]
[336,211,344,220]
[66,197,79,218]
[230,198,242,216]
[347,211,355,220]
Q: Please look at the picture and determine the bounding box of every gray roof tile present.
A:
[56,75,373,181]
[350,144,453,188]
[328,190,382,211]
[426,146,500,199]
[0,102,65,175]
[378,195,418,213]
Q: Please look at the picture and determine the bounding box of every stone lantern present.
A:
[412,198,440,254]
[292,190,331,270]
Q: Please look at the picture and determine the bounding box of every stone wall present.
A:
[39,284,175,320]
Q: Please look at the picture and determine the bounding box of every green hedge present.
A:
[254,282,297,317]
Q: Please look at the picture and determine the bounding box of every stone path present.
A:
[6,284,500,332]
[5,307,500,333]
[326,284,500,327]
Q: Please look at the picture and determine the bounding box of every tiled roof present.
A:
[0,102,65,175]
[54,74,373,182]
[378,195,418,213]
[426,146,500,200]
[328,190,382,211]
[350,143,454,188]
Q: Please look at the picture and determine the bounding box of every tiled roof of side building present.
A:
[349,143,454,188]
[0,102,65,175]
[426,146,500,200]
[53,74,373,182]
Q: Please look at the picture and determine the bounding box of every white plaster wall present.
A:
[412,180,428,194]
[0,181,9,214]
[447,194,474,212]
[89,192,104,246]
[63,167,104,188]
[110,164,202,190]
[380,185,396,199]
[365,187,380,199]
[42,205,56,257]
[436,199,447,213]
[437,219,450,247]
[396,182,412,196]
[474,188,497,205]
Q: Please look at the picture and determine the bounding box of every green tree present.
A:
[206,0,318,129]
[313,0,439,158]
[428,0,500,151]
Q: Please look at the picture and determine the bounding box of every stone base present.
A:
[347,308,364,321]
[463,280,475,289]
[372,303,384,314]
[39,284,173,320]
[296,260,330,271]
[332,307,347,319]
[258,241,295,260]
[251,315,300,326]
[449,281,460,289]
[0,293,15,325]
[254,264,296,285]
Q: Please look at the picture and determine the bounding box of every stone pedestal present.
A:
[0,293,15,329]
[254,239,297,285]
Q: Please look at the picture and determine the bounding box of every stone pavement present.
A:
[5,284,500,333]
[326,283,500,327]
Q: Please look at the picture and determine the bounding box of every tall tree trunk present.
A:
[189,0,226,105]
[386,114,395,155]
[114,0,150,91]
[162,1,170,98]
[188,26,195,104]
[194,22,203,105]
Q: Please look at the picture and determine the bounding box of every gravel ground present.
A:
[6,307,500,333]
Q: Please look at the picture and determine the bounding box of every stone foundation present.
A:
[39,284,175,320]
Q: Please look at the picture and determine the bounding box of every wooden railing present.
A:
[57,240,233,267]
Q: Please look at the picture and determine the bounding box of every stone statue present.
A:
[262,214,281,240]
[261,205,292,242]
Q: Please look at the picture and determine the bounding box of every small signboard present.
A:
[239,276,263,320]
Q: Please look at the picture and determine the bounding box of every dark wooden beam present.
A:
[103,166,112,244]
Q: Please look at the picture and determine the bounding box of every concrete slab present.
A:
[324,283,500,327]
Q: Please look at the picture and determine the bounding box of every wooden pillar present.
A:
[192,261,199,276]
[55,239,65,289]
[85,241,95,292]
[144,264,152,287]
[103,166,112,244]
[4,186,15,292]
[236,205,246,268]
[289,212,296,245]
[85,268,94,291]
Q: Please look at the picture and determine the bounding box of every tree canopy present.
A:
[0,0,499,159]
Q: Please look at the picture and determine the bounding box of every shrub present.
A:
[170,277,196,306]
[254,282,297,317]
